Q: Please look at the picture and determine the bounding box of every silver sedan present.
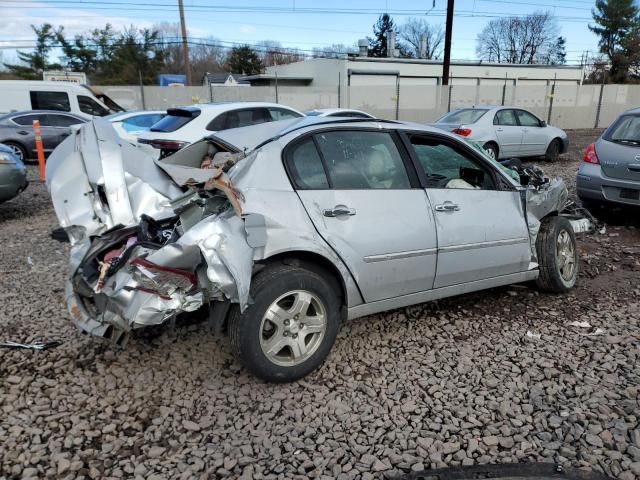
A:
[0,143,27,203]
[433,106,569,162]
[47,117,578,382]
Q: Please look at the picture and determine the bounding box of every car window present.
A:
[515,110,541,127]
[12,114,43,126]
[438,109,488,124]
[409,135,496,190]
[30,91,71,112]
[288,138,329,189]
[78,95,110,117]
[604,114,640,143]
[121,114,165,131]
[494,109,518,126]
[207,108,273,131]
[328,111,373,118]
[43,114,86,127]
[151,111,198,132]
[314,130,410,189]
[268,108,301,121]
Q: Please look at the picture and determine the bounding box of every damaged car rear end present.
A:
[48,118,580,382]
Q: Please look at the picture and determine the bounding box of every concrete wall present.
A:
[100,83,640,129]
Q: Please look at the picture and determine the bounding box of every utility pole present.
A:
[442,0,454,85]
[178,0,192,86]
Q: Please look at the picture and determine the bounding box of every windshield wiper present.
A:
[612,138,640,145]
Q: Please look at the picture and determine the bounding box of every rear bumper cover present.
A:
[577,162,640,206]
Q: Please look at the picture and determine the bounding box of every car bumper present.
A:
[576,162,640,206]
[0,166,28,203]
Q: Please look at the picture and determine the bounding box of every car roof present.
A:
[105,110,165,120]
[306,108,372,115]
[172,102,303,113]
[1,110,86,117]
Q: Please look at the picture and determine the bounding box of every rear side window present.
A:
[122,114,165,131]
[438,109,488,124]
[151,114,195,132]
[289,138,329,189]
[314,130,410,189]
[30,91,70,112]
[207,108,272,131]
[494,109,517,126]
[269,108,301,121]
[12,114,43,126]
[78,95,110,116]
[42,114,86,127]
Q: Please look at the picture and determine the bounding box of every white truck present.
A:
[0,81,125,118]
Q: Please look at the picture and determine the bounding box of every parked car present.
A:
[433,106,568,162]
[137,102,304,156]
[0,110,88,161]
[47,116,577,382]
[0,143,28,203]
[0,80,122,118]
[577,108,640,209]
[305,108,375,119]
[105,110,166,144]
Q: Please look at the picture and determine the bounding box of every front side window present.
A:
[269,108,302,121]
[409,135,496,190]
[515,110,541,127]
[494,109,517,126]
[314,130,410,189]
[78,95,110,116]
[30,91,70,112]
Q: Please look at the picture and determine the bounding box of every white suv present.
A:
[137,102,303,156]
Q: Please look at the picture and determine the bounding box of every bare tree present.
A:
[311,43,354,58]
[256,40,305,67]
[399,18,444,59]
[476,12,561,64]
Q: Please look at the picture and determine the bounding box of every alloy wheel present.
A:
[556,230,576,282]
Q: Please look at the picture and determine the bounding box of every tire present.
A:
[535,216,578,293]
[483,142,499,160]
[544,139,560,162]
[4,142,28,162]
[228,263,341,382]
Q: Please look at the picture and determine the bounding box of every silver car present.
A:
[434,106,569,162]
[0,143,27,203]
[577,108,640,209]
[46,117,578,382]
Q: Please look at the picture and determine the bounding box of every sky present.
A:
[0,0,602,66]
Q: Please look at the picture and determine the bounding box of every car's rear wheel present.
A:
[483,142,499,160]
[4,142,27,162]
[228,263,341,382]
[544,139,560,162]
[535,216,578,292]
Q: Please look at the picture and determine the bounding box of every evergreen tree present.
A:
[225,45,263,75]
[4,24,63,79]
[368,14,395,57]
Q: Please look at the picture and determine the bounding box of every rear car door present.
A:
[287,129,438,302]
[493,109,523,157]
[515,109,548,156]
[40,114,85,152]
[403,132,531,288]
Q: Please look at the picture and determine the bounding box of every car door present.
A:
[8,114,38,153]
[41,114,85,152]
[288,129,438,303]
[403,132,531,289]
[493,109,523,157]
[515,109,548,156]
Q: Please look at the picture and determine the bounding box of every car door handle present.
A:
[434,202,460,212]
[323,205,356,217]
[17,130,29,135]
[495,128,504,132]
[522,128,529,132]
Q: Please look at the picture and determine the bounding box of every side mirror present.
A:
[540,120,547,127]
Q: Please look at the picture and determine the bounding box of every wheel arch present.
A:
[483,140,500,158]
[3,140,29,159]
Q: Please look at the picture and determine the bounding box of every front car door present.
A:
[402,132,531,288]
[515,109,548,156]
[493,109,523,157]
[286,129,438,302]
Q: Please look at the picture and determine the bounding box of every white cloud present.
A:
[240,24,256,34]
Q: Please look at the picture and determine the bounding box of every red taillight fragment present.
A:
[452,128,472,137]
[583,143,599,164]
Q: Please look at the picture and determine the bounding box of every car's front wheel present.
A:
[228,263,341,382]
[535,216,578,292]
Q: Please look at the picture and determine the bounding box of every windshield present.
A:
[437,108,489,124]
[150,113,196,132]
[305,110,322,116]
[605,114,640,144]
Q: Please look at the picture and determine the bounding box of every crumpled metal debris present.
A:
[1,340,62,350]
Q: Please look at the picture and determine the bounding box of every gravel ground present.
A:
[1,129,639,480]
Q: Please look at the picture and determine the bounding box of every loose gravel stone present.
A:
[1,135,639,479]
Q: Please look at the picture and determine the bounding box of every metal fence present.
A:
[100,83,639,129]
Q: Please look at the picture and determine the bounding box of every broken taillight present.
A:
[583,143,599,164]
[138,138,188,151]
[452,128,472,137]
